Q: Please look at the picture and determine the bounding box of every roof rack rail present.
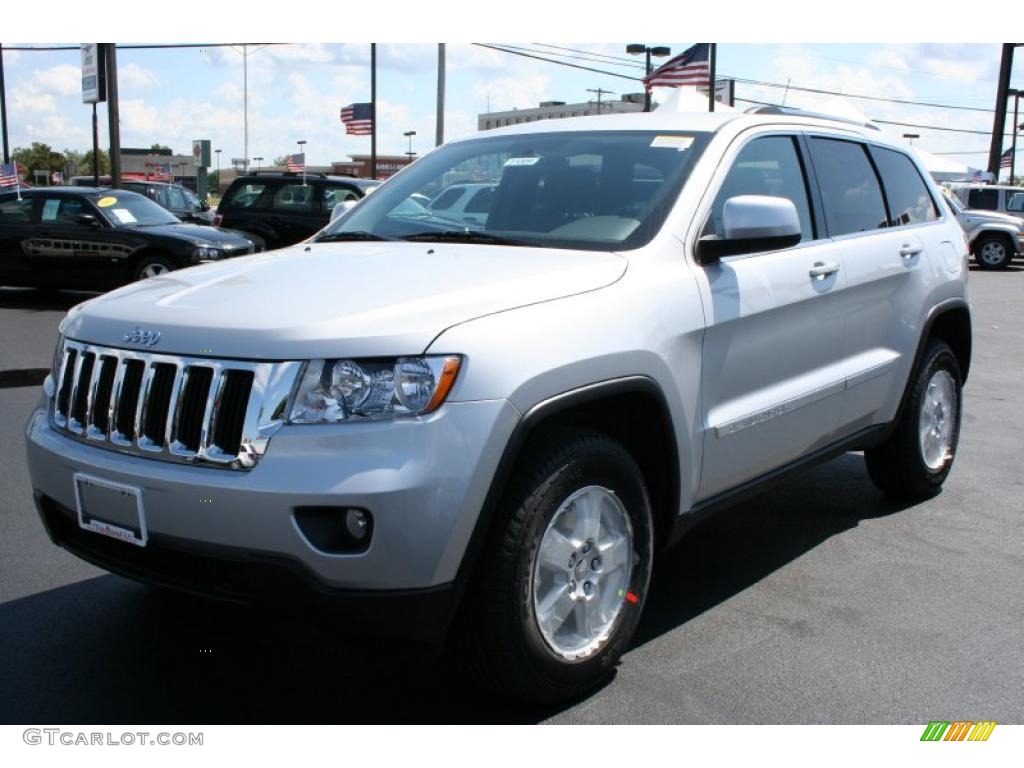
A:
[745,105,881,131]
[248,170,331,178]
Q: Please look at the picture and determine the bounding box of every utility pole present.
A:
[436,43,446,147]
[989,43,1015,178]
[243,45,248,172]
[586,88,613,114]
[370,43,377,180]
[105,43,122,188]
[0,44,9,163]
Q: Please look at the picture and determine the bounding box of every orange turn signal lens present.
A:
[424,356,462,413]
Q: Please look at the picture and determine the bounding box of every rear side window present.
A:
[871,147,938,226]
[271,182,315,213]
[1007,192,1024,212]
[706,135,814,242]
[807,137,888,236]
[967,188,998,210]
[223,182,269,209]
[0,197,34,222]
[323,184,361,213]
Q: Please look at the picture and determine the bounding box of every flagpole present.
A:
[708,44,717,113]
[370,43,377,180]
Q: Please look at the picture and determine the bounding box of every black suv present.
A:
[0,188,262,290]
[122,181,215,225]
[216,172,379,249]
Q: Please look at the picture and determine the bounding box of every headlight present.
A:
[192,246,223,261]
[288,356,461,423]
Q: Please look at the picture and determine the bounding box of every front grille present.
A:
[53,340,301,469]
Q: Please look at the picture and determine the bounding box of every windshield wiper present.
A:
[400,230,530,246]
[314,231,397,242]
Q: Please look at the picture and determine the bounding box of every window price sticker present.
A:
[650,135,694,151]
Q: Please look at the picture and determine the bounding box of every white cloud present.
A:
[34,64,80,96]
[474,74,551,113]
[118,62,159,90]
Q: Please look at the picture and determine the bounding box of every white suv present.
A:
[25,106,971,702]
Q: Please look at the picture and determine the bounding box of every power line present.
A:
[473,43,643,83]
[3,43,282,51]
[530,43,646,69]
[496,43,644,72]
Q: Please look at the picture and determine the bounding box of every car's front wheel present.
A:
[974,235,1013,270]
[133,254,177,281]
[460,429,654,703]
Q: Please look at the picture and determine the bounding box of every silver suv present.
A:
[25,106,971,702]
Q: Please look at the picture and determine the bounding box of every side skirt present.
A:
[666,423,890,548]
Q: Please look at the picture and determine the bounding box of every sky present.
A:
[2,9,1021,175]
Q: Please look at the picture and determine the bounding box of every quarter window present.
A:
[0,197,34,222]
[872,147,938,226]
[807,137,888,236]
[706,135,814,242]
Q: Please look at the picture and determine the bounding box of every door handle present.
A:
[809,261,840,279]
[899,243,923,258]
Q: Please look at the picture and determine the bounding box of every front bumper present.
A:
[25,397,518,601]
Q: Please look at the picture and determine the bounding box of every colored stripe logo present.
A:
[921,721,996,741]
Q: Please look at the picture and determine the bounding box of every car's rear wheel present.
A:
[134,254,177,281]
[865,340,962,500]
[459,429,654,703]
[974,235,1013,269]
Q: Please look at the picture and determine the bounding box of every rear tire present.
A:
[458,429,654,703]
[865,340,962,500]
[973,235,1013,270]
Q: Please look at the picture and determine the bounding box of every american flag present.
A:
[644,43,711,89]
[999,148,1013,169]
[341,103,373,135]
[0,162,19,188]
[286,153,305,172]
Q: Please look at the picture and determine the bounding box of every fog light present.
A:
[345,509,369,541]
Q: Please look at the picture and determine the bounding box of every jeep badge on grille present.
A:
[123,327,161,348]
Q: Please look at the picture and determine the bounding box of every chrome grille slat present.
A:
[48,340,301,470]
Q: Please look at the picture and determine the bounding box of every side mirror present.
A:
[76,213,101,228]
[329,199,359,223]
[199,200,211,211]
[697,195,802,264]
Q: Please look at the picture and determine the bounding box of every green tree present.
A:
[12,142,66,180]
[81,148,111,177]
[272,155,288,167]
[150,143,172,153]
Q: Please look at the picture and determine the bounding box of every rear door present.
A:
[826,141,946,433]
[265,180,322,246]
[693,133,847,499]
[27,194,129,286]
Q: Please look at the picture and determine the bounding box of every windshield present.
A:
[91,191,180,227]
[318,130,710,251]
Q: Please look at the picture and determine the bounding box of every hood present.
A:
[132,222,256,246]
[61,242,627,359]
[962,208,1023,228]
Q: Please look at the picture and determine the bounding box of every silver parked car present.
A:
[26,106,971,702]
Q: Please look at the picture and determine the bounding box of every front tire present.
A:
[460,429,654,703]
[133,254,177,281]
[973,235,1013,270]
[865,341,962,500]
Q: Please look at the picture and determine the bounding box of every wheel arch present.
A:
[451,376,681,601]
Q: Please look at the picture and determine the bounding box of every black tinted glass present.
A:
[808,137,888,236]
[873,147,938,226]
[967,188,998,210]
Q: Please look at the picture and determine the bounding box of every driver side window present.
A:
[704,135,814,242]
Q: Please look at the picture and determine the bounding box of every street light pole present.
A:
[214,148,221,194]
[627,44,670,112]
[297,139,307,185]
[404,130,416,161]
[1011,90,1020,183]
[253,156,263,174]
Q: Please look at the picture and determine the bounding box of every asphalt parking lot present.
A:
[0,268,1021,725]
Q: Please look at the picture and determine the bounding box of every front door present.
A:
[693,134,847,499]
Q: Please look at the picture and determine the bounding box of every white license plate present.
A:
[73,473,148,547]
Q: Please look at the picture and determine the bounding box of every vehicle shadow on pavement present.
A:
[633,453,913,647]
[0,454,913,725]
[0,288,98,312]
